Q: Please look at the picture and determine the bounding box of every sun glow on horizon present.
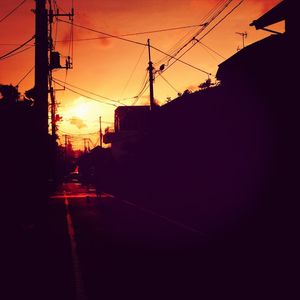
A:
[57,96,115,149]
[0,0,284,152]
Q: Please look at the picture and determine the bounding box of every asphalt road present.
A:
[4,182,292,300]
[52,182,212,300]
[51,182,296,300]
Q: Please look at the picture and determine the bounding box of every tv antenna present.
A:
[235,31,247,49]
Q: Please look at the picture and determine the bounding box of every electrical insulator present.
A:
[66,56,72,69]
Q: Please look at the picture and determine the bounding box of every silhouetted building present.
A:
[103,106,151,162]
[250,0,286,31]
[216,33,286,88]
[114,106,151,132]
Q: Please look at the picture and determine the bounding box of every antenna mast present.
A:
[236,31,247,49]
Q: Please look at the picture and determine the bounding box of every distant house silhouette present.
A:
[103,106,151,163]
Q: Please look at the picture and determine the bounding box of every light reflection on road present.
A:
[50,182,114,200]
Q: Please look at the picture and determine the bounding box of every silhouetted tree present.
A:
[0,84,20,105]
[0,84,54,226]
[182,89,192,96]
[198,78,213,90]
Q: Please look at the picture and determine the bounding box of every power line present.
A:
[154,1,225,67]
[0,46,32,61]
[52,79,121,107]
[56,23,207,43]
[57,129,100,136]
[161,0,233,67]
[64,118,113,125]
[198,43,220,63]
[119,70,149,105]
[132,80,150,106]
[0,43,34,46]
[0,0,27,23]
[159,73,180,94]
[198,42,226,60]
[52,0,60,49]
[16,65,35,86]
[157,0,244,78]
[57,18,146,47]
[198,0,245,41]
[150,44,212,75]
[57,18,212,76]
[53,77,125,105]
[53,0,68,14]
[0,35,35,60]
[119,45,147,100]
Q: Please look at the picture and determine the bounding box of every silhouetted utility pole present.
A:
[147,39,155,111]
[34,0,49,202]
[49,84,56,137]
[83,138,90,153]
[64,134,69,159]
[99,116,102,147]
[48,0,56,139]
[35,0,48,138]
[48,1,74,139]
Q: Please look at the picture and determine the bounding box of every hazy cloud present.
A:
[190,0,281,14]
[69,117,87,129]
[186,84,198,92]
[137,95,161,106]
[98,36,113,48]
[190,0,219,9]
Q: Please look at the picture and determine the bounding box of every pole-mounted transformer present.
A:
[50,51,61,69]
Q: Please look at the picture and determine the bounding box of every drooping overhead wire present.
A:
[135,70,149,98]
[16,65,35,87]
[132,79,150,106]
[198,43,220,63]
[56,15,218,76]
[153,0,228,65]
[53,0,67,14]
[0,43,34,46]
[154,0,233,69]
[163,1,232,65]
[58,129,100,136]
[53,77,122,103]
[56,23,207,43]
[54,83,119,107]
[0,35,35,60]
[56,18,147,47]
[0,0,27,23]
[0,46,32,61]
[159,73,180,94]
[122,69,149,105]
[155,0,244,78]
[52,78,124,107]
[198,42,226,60]
[150,44,212,75]
[52,0,59,49]
[119,44,147,100]
[199,0,245,41]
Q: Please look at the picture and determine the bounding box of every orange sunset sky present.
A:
[0,0,284,150]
